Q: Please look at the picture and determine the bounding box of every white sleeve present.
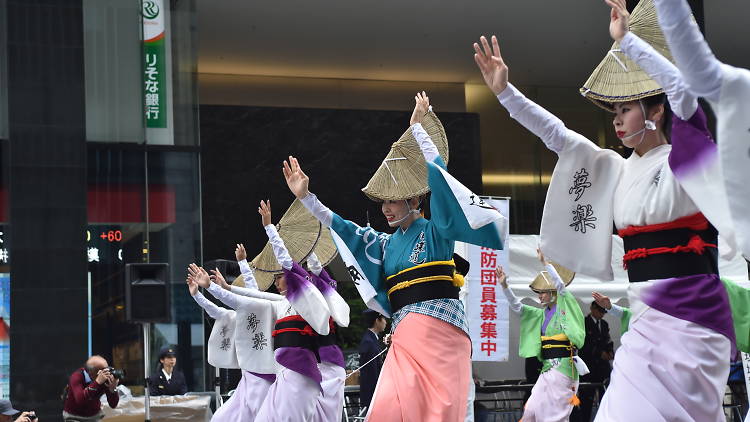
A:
[264,224,293,270]
[206,282,245,310]
[192,292,230,320]
[496,83,573,154]
[619,32,697,119]
[502,286,523,314]
[411,121,440,162]
[300,193,333,227]
[306,252,323,276]
[608,303,625,319]
[653,0,722,102]
[230,285,286,301]
[545,263,566,295]
[237,259,260,290]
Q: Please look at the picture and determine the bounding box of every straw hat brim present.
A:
[306,226,338,268]
[361,111,449,201]
[529,262,576,293]
[580,0,675,111]
[250,199,324,290]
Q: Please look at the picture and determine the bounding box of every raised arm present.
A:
[409,92,441,164]
[284,156,333,227]
[235,243,260,290]
[653,0,722,103]
[606,0,696,119]
[498,266,522,314]
[259,200,294,270]
[306,251,324,277]
[231,285,285,301]
[474,35,571,154]
[189,264,255,310]
[188,275,231,320]
[538,248,565,295]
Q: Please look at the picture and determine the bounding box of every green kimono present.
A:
[519,291,585,380]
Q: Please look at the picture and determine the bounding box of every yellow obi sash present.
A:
[385,260,463,312]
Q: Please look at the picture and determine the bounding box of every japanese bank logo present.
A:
[142,1,160,20]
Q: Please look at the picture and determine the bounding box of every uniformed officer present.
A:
[148,346,188,396]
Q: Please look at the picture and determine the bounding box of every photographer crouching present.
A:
[62,355,120,421]
[0,399,36,422]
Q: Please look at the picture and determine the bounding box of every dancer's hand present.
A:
[283,156,310,199]
[536,247,549,266]
[210,268,231,290]
[188,263,211,288]
[235,243,247,261]
[409,91,430,126]
[186,275,198,296]
[605,0,630,42]
[259,200,272,227]
[592,291,613,310]
[473,35,508,95]
[496,265,508,288]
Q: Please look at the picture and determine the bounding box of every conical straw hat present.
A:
[580,0,675,111]
[361,110,449,201]
[232,274,247,288]
[306,226,339,269]
[250,199,323,290]
[529,262,576,293]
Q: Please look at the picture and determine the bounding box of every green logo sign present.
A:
[143,1,159,19]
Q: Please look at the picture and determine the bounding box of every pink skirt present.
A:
[522,369,578,422]
[366,313,471,422]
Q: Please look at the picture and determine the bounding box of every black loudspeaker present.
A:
[125,263,171,323]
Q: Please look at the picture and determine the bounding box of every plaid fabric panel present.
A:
[391,298,468,335]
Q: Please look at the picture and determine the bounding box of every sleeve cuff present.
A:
[496,83,519,104]
[207,283,222,295]
[620,31,638,52]
[264,224,279,237]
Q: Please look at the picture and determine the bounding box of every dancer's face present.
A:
[612,100,648,149]
[274,274,287,295]
[381,200,409,225]
[537,291,553,306]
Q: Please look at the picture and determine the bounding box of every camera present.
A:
[27,414,36,421]
[106,367,125,380]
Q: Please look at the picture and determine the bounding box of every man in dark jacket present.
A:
[357,310,388,410]
[571,301,614,422]
[148,346,188,396]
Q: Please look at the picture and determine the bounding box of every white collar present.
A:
[162,368,173,381]
[83,369,92,384]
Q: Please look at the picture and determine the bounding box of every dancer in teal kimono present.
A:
[283,92,506,421]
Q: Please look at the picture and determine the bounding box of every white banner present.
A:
[464,197,510,362]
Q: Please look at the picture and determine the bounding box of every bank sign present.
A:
[142,0,167,128]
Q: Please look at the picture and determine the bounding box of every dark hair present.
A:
[591,301,607,313]
[642,93,672,141]
[363,311,383,328]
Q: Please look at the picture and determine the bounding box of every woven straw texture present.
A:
[529,262,576,293]
[250,199,324,290]
[361,110,449,201]
[306,227,338,268]
[580,0,675,111]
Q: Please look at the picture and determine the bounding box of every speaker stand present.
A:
[143,322,152,422]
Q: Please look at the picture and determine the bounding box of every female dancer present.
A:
[497,251,585,422]
[284,93,505,421]
[473,1,744,419]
